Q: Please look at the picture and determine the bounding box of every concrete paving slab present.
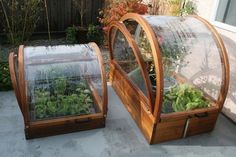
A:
[0,86,236,157]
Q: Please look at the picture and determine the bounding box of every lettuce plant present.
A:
[162,83,209,113]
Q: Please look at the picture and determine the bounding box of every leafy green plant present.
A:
[54,77,67,95]
[87,24,103,45]
[66,25,78,44]
[162,84,209,113]
[33,78,94,119]
[0,62,12,91]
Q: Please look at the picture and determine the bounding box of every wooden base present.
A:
[110,62,220,144]
[25,115,105,139]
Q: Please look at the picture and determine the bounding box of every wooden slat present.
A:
[153,119,186,143]
[110,63,155,143]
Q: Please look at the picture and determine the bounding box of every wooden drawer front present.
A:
[187,112,218,136]
[26,117,105,139]
[154,120,186,143]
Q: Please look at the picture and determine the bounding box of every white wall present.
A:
[192,0,236,41]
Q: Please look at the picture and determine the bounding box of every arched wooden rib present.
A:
[89,42,108,115]
[108,21,154,113]
[9,52,23,113]
[192,15,230,111]
[120,13,164,123]
[18,45,29,126]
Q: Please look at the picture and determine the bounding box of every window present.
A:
[212,0,236,32]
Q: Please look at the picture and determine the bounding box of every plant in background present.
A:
[149,0,195,16]
[99,0,148,34]
[180,0,195,16]
[0,62,12,91]
[73,0,87,28]
[0,0,43,45]
[87,24,104,45]
[162,83,209,113]
[66,25,78,44]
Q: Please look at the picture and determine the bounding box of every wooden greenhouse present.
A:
[9,43,108,139]
[108,13,230,144]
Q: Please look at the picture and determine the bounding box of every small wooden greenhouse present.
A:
[9,43,107,139]
[108,13,230,144]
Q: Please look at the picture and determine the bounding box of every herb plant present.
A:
[162,84,209,113]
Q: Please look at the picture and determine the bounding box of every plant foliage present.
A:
[66,25,78,44]
[0,0,43,45]
[0,62,12,91]
[99,0,148,34]
[87,24,103,45]
[33,78,93,119]
[162,84,209,113]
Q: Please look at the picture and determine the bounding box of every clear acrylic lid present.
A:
[23,44,106,120]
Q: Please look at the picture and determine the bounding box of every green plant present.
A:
[180,1,195,16]
[66,25,78,44]
[0,0,43,45]
[0,62,12,91]
[33,78,93,119]
[87,24,104,45]
[54,77,67,95]
[162,84,209,113]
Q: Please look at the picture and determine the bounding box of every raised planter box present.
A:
[108,13,230,144]
[9,43,107,139]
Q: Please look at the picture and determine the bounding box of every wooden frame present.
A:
[9,43,108,139]
[109,13,230,144]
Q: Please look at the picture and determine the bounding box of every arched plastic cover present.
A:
[121,14,229,115]
[143,16,225,99]
[23,44,106,121]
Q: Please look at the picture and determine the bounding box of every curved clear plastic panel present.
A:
[112,29,148,96]
[142,15,223,108]
[123,20,156,95]
[24,45,103,121]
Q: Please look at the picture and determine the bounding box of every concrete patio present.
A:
[0,85,236,157]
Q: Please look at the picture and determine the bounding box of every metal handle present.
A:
[195,112,208,118]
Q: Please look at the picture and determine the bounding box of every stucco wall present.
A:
[193,0,236,41]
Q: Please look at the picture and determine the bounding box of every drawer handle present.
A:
[195,112,208,118]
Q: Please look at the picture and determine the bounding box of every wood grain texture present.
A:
[120,13,164,122]
[8,52,22,113]
[108,21,154,112]
[11,44,108,139]
[18,45,30,127]
[110,63,155,143]
[109,13,229,144]
[26,114,105,139]
[89,42,108,115]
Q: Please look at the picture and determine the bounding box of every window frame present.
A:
[211,0,236,33]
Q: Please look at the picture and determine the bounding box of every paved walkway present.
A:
[0,86,236,157]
